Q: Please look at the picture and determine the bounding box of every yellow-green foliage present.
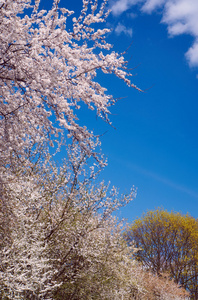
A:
[125,209,198,299]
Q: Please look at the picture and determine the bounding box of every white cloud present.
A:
[115,23,133,37]
[186,41,198,67]
[111,0,143,16]
[161,0,198,66]
[110,0,198,67]
[141,0,166,13]
[162,0,198,37]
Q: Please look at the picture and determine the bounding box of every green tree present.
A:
[124,209,198,299]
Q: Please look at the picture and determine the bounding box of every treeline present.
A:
[0,149,190,299]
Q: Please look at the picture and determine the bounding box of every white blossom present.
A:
[0,0,140,173]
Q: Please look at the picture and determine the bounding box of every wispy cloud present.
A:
[115,22,133,37]
[129,163,198,199]
[127,12,138,19]
[110,0,198,67]
[112,155,198,199]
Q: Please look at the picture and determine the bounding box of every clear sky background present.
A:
[43,0,198,222]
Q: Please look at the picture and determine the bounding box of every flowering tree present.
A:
[0,1,140,297]
[0,1,188,299]
[0,143,136,299]
[0,0,140,173]
[0,173,60,299]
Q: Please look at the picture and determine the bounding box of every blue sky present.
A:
[44,0,198,221]
[101,0,198,221]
